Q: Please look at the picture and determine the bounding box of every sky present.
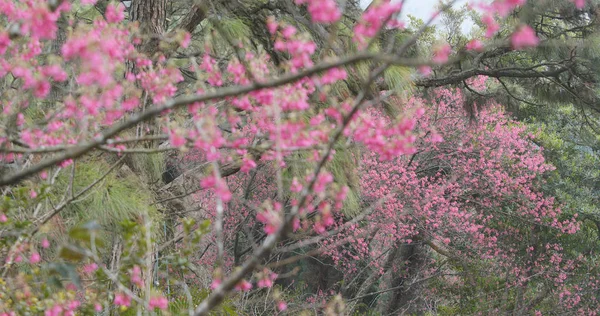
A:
[359,0,476,34]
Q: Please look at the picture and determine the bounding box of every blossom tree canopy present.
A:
[0,0,599,315]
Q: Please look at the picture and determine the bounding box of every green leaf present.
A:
[57,246,85,263]
[46,262,83,289]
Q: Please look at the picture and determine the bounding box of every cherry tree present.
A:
[0,0,596,315]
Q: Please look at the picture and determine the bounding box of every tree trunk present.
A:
[377,243,426,315]
[49,15,68,104]
[348,241,401,314]
[130,0,167,57]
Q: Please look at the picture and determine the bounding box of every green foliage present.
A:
[168,288,237,315]
[327,146,361,217]
[383,65,413,100]
[202,17,251,54]
[527,106,600,221]
[130,152,165,184]
[43,159,162,252]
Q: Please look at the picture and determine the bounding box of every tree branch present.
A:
[415,62,574,87]
[0,52,430,187]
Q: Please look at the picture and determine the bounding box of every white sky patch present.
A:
[359,0,478,34]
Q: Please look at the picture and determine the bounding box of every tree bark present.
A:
[377,243,426,315]
[177,1,208,34]
[130,0,167,56]
[348,241,401,314]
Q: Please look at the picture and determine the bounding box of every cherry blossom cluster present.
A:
[0,0,594,314]
[353,0,404,48]
[320,83,580,308]
[294,0,341,24]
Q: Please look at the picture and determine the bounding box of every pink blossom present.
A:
[15,113,27,126]
[418,66,432,77]
[26,5,60,40]
[432,43,452,64]
[273,35,317,71]
[169,130,186,147]
[59,159,73,168]
[83,263,98,274]
[148,296,168,310]
[130,265,143,287]
[257,278,273,288]
[511,25,539,50]
[277,301,287,311]
[295,0,341,24]
[200,175,232,202]
[388,20,405,30]
[293,217,300,232]
[210,278,221,290]
[313,222,326,234]
[105,3,125,24]
[430,133,444,143]
[492,0,526,17]
[235,279,253,292]
[241,156,257,173]
[572,0,585,8]
[121,97,140,111]
[0,214,7,223]
[42,65,68,82]
[0,32,9,55]
[313,172,333,194]
[181,32,191,48]
[290,177,303,193]
[65,283,77,291]
[353,1,403,47]
[29,252,41,264]
[33,81,51,98]
[200,54,223,86]
[320,67,347,85]
[67,300,80,311]
[267,17,278,35]
[257,205,282,235]
[45,305,63,316]
[282,26,296,39]
[114,293,131,307]
[257,269,278,288]
[30,190,37,199]
[482,14,499,38]
[466,39,484,52]
[351,110,418,160]
[41,239,50,248]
